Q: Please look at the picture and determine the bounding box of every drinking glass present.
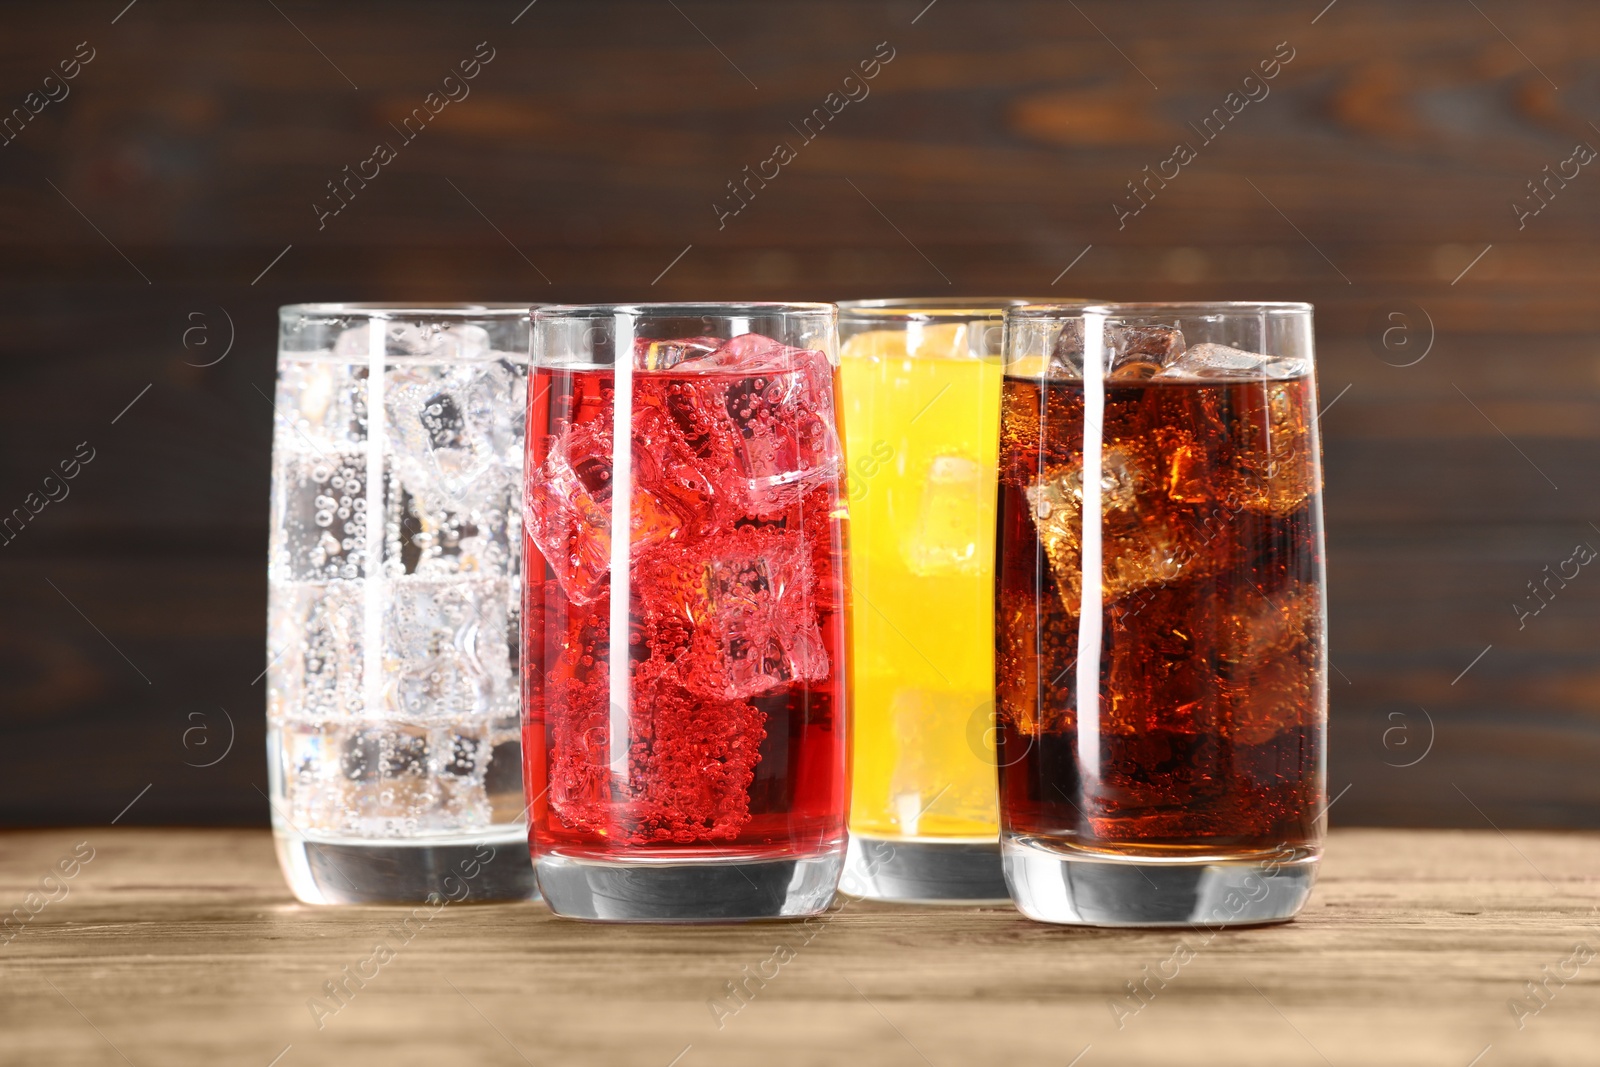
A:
[523,303,851,921]
[268,304,536,904]
[837,297,1047,903]
[995,303,1327,926]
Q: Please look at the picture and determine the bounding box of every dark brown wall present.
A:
[1,1,1596,828]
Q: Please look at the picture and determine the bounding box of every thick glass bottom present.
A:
[273,828,537,905]
[843,834,1010,904]
[535,848,844,923]
[1002,835,1319,927]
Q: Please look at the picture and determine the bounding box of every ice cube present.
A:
[714,337,842,512]
[388,577,515,723]
[386,361,516,501]
[635,336,721,370]
[1100,578,1222,738]
[274,358,368,454]
[334,325,373,358]
[1025,446,1205,608]
[274,721,342,828]
[335,322,491,361]
[267,580,365,721]
[1110,325,1185,380]
[430,722,496,828]
[903,454,987,576]
[391,481,517,579]
[1036,323,1187,380]
[546,683,614,835]
[697,554,829,700]
[1170,375,1318,517]
[483,736,528,824]
[1220,648,1319,748]
[524,422,685,605]
[700,332,814,371]
[1233,380,1318,514]
[270,454,372,582]
[437,726,484,777]
[1157,341,1308,381]
[631,404,722,537]
[1217,577,1319,665]
[525,423,617,604]
[278,719,449,834]
[1215,579,1321,746]
[631,333,844,516]
[641,528,830,702]
[382,725,429,778]
[887,687,998,830]
[625,450,695,550]
[993,582,1081,737]
[1047,320,1085,378]
[336,721,442,830]
[622,681,767,842]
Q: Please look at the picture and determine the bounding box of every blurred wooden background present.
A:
[0,0,1596,827]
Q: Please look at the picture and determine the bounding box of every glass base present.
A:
[843,834,1010,904]
[274,828,538,905]
[1002,835,1319,927]
[535,849,844,923]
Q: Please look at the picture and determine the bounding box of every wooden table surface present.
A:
[1,829,1596,1067]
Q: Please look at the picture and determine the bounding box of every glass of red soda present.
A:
[522,303,851,921]
[995,303,1327,926]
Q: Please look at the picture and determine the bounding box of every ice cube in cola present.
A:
[995,321,1325,852]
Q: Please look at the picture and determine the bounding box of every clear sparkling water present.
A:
[267,343,528,851]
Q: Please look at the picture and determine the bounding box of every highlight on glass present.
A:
[836,297,1034,903]
[267,304,536,904]
[522,302,851,921]
[994,302,1327,926]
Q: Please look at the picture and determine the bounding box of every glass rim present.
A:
[280,302,539,319]
[1010,300,1314,320]
[839,296,1088,322]
[534,301,835,321]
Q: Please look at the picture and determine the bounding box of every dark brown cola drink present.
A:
[995,306,1327,926]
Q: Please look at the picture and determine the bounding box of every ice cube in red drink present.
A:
[524,332,849,855]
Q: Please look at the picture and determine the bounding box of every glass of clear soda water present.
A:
[267,304,537,904]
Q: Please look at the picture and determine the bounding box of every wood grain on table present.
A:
[0,828,1596,1066]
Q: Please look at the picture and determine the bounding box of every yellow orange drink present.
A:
[838,299,1047,902]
